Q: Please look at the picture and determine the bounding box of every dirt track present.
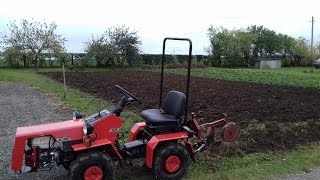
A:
[42,70,320,153]
[274,167,320,180]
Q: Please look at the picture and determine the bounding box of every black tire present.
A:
[153,143,189,180]
[69,151,114,180]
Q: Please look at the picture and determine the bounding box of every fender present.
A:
[72,138,122,160]
[145,131,189,168]
[129,122,146,141]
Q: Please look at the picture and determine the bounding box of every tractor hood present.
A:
[15,119,84,141]
[12,119,84,172]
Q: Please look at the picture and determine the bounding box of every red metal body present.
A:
[91,114,123,143]
[129,122,146,141]
[71,139,122,160]
[11,114,123,172]
[190,113,202,139]
[11,119,83,171]
[165,155,181,173]
[32,147,38,171]
[145,132,189,168]
[84,166,103,180]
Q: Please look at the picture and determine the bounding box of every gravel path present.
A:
[0,82,71,180]
[273,168,320,180]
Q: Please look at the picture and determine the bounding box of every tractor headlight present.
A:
[83,122,87,135]
[83,122,94,135]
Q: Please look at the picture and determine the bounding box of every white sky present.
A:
[0,0,320,54]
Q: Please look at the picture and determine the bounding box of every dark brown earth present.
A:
[42,70,320,154]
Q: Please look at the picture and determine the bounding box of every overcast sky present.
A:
[0,0,320,54]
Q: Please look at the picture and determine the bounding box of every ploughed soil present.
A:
[42,70,320,154]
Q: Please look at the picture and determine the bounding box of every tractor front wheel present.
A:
[69,151,114,180]
[153,143,189,180]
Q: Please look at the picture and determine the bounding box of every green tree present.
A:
[207,26,254,67]
[234,30,255,66]
[315,42,320,59]
[85,25,141,67]
[1,19,66,69]
[207,26,224,66]
[292,37,310,65]
[247,25,281,58]
[2,47,23,67]
[85,35,117,67]
[208,25,313,67]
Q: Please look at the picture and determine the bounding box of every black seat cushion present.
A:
[141,109,178,126]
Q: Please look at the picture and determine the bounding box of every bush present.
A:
[3,49,23,68]
[141,54,162,65]
[221,57,246,67]
[175,55,189,64]
[151,63,208,69]
[209,56,221,67]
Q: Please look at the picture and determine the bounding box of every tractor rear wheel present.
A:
[69,151,114,180]
[153,143,189,180]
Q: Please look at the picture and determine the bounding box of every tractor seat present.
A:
[141,109,178,126]
[141,91,186,126]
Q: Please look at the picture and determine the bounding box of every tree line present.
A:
[0,20,142,68]
[0,19,319,68]
[207,25,317,67]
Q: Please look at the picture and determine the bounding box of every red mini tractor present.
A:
[11,38,239,180]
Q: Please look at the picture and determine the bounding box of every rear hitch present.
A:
[184,113,239,158]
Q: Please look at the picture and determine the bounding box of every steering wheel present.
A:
[115,85,142,104]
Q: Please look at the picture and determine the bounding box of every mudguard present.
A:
[145,131,189,168]
[129,122,146,141]
[72,138,122,160]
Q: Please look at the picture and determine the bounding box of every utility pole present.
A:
[311,16,314,63]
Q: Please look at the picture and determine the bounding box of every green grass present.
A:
[2,68,320,179]
[187,144,320,179]
[167,67,320,89]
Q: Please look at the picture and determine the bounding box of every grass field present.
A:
[1,67,320,179]
[167,67,320,89]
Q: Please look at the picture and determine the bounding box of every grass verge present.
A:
[188,143,320,179]
[2,68,320,179]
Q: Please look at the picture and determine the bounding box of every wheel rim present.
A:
[84,165,103,180]
[222,123,239,142]
[165,155,181,173]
